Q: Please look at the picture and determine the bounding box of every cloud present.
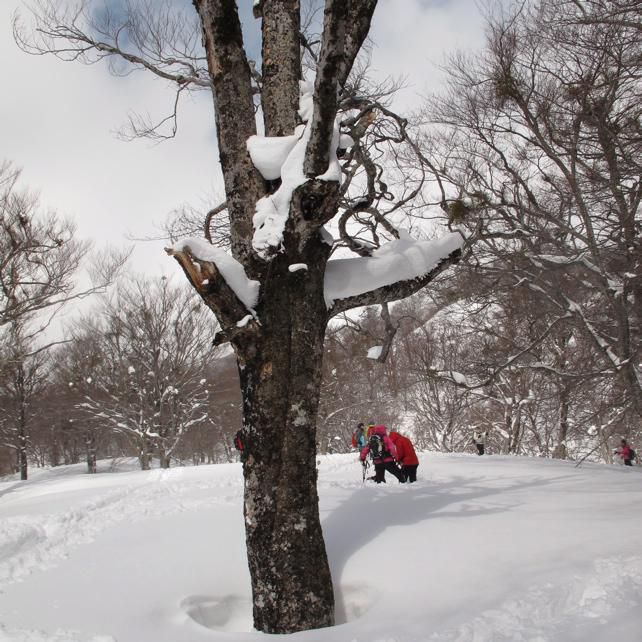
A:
[370,0,487,110]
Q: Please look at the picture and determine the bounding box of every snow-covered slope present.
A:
[1,453,641,641]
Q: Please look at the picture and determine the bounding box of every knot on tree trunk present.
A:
[286,180,340,255]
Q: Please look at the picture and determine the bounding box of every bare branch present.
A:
[337,0,378,90]
[192,0,265,267]
[304,0,347,176]
[261,0,301,136]
[164,244,255,336]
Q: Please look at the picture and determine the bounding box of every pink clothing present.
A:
[617,445,632,461]
[359,425,398,463]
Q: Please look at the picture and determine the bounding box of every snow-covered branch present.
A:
[327,231,465,316]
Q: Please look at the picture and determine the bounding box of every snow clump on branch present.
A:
[324,230,466,308]
[172,238,260,311]
[248,81,343,258]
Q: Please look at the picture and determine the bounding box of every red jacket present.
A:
[389,432,419,466]
[617,445,633,461]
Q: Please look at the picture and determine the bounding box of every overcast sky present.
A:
[1,0,487,279]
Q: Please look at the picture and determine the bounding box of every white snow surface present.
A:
[1,454,641,641]
[324,230,465,307]
[173,238,259,311]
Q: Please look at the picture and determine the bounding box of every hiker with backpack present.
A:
[351,423,367,450]
[389,431,419,483]
[359,424,405,483]
[614,439,636,466]
[472,428,488,456]
[233,429,249,463]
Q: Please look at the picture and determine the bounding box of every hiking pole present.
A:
[362,459,369,483]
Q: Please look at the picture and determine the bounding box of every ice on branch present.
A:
[250,81,344,258]
[324,231,465,307]
[173,238,260,311]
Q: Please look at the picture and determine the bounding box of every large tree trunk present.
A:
[233,247,334,633]
[552,385,570,460]
[138,436,153,471]
[17,364,28,481]
[86,429,97,474]
[506,402,522,455]
[158,439,171,469]
[51,425,60,467]
[18,426,27,481]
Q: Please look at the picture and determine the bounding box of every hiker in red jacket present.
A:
[615,439,635,466]
[360,425,404,483]
[389,431,419,483]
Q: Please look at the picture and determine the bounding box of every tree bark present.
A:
[506,402,522,454]
[232,235,334,633]
[159,450,171,469]
[304,0,347,176]
[193,0,264,268]
[18,427,27,481]
[260,0,301,137]
[552,384,570,460]
[170,190,340,631]
[16,362,28,481]
[139,436,153,471]
[86,430,97,474]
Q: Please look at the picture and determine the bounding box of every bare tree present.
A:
[398,279,618,459]
[17,1,468,631]
[317,311,403,452]
[0,162,126,478]
[0,322,50,479]
[47,331,105,472]
[562,0,642,31]
[63,277,218,470]
[0,162,92,327]
[423,0,642,423]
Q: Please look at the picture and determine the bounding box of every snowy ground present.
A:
[1,453,641,642]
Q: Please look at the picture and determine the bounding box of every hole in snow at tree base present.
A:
[179,585,376,632]
[180,595,252,632]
